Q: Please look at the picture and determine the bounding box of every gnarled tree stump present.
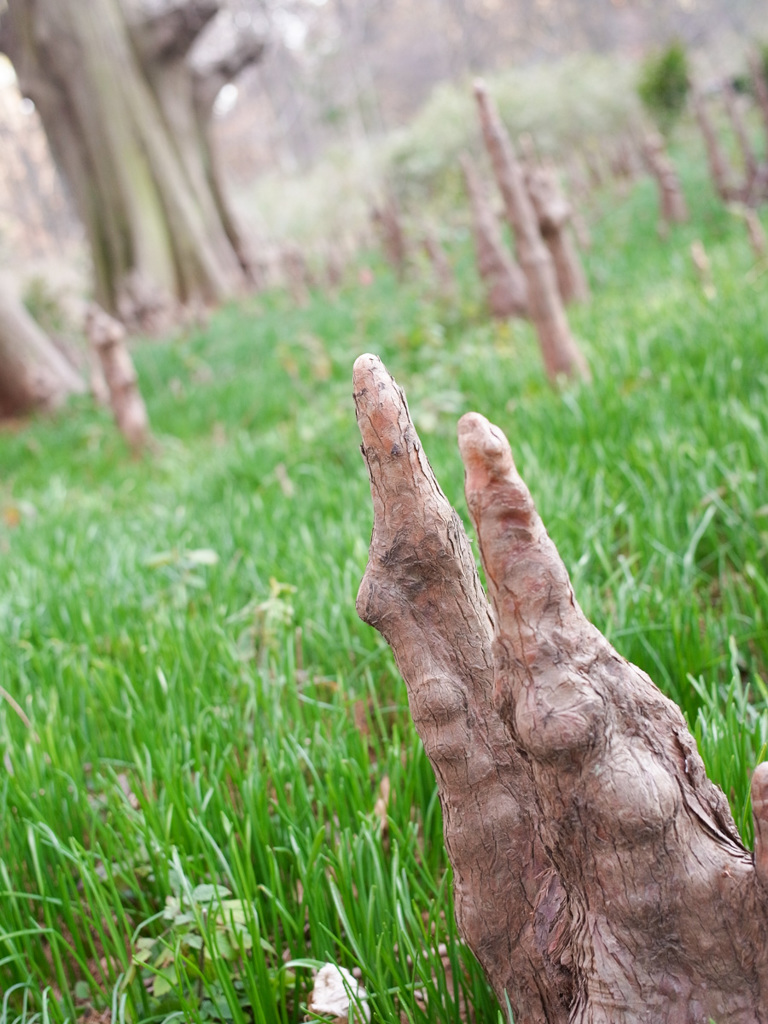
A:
[353,353,768,1024]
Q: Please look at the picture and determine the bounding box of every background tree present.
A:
[0,0,265,327]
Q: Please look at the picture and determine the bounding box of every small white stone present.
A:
[307,963,370,1023]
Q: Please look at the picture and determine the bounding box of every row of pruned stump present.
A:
[366,68,768,384]
[87,62,768,454]
[370,82,593,384]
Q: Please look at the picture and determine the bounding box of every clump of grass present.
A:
[1,147,767,1023]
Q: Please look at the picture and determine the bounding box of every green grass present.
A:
[1,150,768,1023]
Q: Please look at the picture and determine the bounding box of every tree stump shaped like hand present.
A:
[354,354,768,1024]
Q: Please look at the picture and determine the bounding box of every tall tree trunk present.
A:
[473,81,589,382]
[353,353,768,1024]
[0,0,263,328]
[0,281,84,417]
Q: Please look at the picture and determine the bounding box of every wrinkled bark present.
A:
[354,353,768,1024]
[354,354,569,1023]
[642,132,688,229]
[693,91,738,203]
[0,0,264,326]
[474,81,588,382]
[0,280,84,417]
[86,305,150,453]
[460,153,528,320]
[526,165,590,305]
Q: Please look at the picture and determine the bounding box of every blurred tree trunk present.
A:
[0,0,264,327]
[0,281,84,417]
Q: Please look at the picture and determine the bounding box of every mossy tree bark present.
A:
[0,0,263,327]
[353,353,768,1024]
[0,281,84,417]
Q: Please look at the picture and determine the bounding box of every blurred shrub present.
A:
[638,41,690,134]
[386,55,641,201]
[238,56,642,242]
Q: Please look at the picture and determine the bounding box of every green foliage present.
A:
[1,147,768,1023]
[243,56,640,241]
[761,42,768,88]
[388,55,640,201]
[638,41,690,134]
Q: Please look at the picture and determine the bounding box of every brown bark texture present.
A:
[473,81,589,382]
[641,132,689,228]
[86,305,150,453]
[460,153,528,319]
[0,279,84,417]
[0,0,264,325]
[526,165,590,305]
[353,353,768,1024]
[692,91,738,203]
